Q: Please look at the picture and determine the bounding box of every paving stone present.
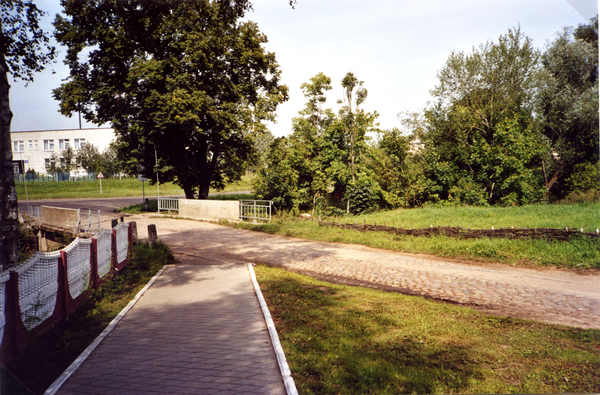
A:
[55,264,286,395]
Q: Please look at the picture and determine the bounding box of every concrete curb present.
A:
[247,263,299,395]
[44,265,168,395]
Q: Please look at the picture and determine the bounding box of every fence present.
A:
[239,200,272,222]
[158,197,179,214]
[77,208,102,235]
[28,205,42,219]
[0,221,133,364]
[14,173,96,183]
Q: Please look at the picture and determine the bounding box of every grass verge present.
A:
[2,241,175,395]
[15,174,256,200]
[236,203,600,270]
[255,264,600,394]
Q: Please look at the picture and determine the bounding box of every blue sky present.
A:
[10,0,597,137]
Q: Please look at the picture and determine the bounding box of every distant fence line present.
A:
[14,173,96,182]
[319,221,600,242]
[0,221,133,365]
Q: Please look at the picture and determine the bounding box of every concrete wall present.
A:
[179,200,239,222]
[42,206,79,230]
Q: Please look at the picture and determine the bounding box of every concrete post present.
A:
[148,224,157,246]
[130,221,138,244]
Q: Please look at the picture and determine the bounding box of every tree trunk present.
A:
[0,51,18,270]
[198,183,210,200]
[544,168,562,198]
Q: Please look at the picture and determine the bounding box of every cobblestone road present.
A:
[129,215,600,329]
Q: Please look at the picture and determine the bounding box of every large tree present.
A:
[535,17,599,199]
[423,28,546,205]
[53,0,288,199]
[1,0,56,270]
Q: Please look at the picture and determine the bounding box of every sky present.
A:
[9,0,597,137]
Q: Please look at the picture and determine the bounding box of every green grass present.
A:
[255,265,600,394]
[340,202,600,233]
[3,241,175,395]
[236,203,600,269]
[15,174,256,200]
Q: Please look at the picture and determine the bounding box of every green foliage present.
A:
[17,225,35,263]
[76,143,102,175]
[132,241,175,270]
[53,0,288,200]
[255,72,380,213]
[1,0,57,83]
[536,18,599,199]
[345,176,381,214]
[423,28,545,206]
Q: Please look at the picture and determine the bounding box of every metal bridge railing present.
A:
[77,208,101,235]
[28,205,42,219]
[158,197,180,214]
[239,200,272,222]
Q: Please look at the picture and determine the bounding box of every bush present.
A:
[18,226,37,263]
[132,240,176,270]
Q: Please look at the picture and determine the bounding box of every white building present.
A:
[10,127,116,175]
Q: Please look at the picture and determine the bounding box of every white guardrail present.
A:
[239,200,272,222]
[158,197,179,214]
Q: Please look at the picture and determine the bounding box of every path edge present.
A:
[247,263,299,395]
[44,265,168,395]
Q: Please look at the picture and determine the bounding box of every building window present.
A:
[13,140,24,152]
[28,140,33,150]
[34,140,39,150]
[43,139,55,151]
[59,139,70,150]
[74,138,86,149]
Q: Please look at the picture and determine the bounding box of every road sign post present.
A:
[97,171,104,194]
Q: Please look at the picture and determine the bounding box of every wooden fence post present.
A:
[90,238,99,290]
[60,251,69,321]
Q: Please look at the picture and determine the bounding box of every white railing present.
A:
[77,208,101,235]
[96,229,112,278]
[115,222,129,264]
[158,197,179,213]
[65,238,93,300]
[16,251,61,331]
[239,200,272,222]
[0,271,9,347]
[28,205,42,219]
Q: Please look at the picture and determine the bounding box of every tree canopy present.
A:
[258,19,598,215]
[1,0,56,270]
[54,0,288,199]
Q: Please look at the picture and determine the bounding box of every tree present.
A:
[1,0,56,270]
[535,17,599,199]
[53,0,288,199]
[255,72,380,214]
[423,28,546,205]
[76,143,102,175]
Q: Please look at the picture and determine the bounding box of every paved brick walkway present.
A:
[56,263,286,395]
[129,215,600,330]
